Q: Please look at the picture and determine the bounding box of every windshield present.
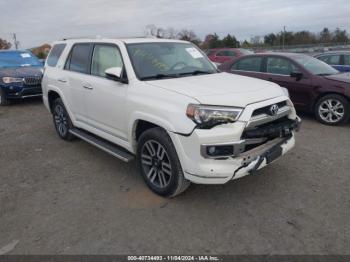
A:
[126,42,217,80]
[294,55,339,76]
[0,51,42,68]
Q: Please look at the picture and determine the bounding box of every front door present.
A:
[263,56,313,110]
[84,44,128,141]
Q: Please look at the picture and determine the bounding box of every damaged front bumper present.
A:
[170,116,300,185]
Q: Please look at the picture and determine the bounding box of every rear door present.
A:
[64,43,93,122]
[263,56,313,109]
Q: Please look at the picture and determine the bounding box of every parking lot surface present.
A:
[0,98,349,254]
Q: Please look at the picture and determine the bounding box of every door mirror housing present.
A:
[105,67,123,80]
[290,71,303,81]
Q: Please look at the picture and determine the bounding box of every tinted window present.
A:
[47,44,66,67]
[343,55,350,65]
[232,57,262,72]
[295,55,338,75]
[66,44,92,73]
[266,57,296,75]
[91,45,123,77]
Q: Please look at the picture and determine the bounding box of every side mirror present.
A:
[105,67,123,80]
[290,72,303,81]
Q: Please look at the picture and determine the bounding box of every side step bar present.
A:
[69,128,134,162]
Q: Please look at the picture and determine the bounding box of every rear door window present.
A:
[47,44,66,67]
[232,57,262,72]
[65,44,92,74]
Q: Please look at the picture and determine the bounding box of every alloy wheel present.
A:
[141,140,172,188]
[318,99,345,124]
[54,104,68,136]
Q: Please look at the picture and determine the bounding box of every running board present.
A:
[69,128,134,162]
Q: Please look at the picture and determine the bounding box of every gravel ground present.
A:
[0,98,349,255]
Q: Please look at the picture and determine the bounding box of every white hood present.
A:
[145,72,284,107]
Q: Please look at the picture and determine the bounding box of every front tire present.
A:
[52,98,75,140]
[137,127,190,197]
[315,94,350,125]
[0,88,10,106]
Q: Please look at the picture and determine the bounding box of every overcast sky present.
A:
[1,0,350,48]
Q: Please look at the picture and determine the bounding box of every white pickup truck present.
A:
[42,38,300,197]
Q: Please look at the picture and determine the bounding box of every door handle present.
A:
[268,77,273,81]
[57,78,67,83]
[82,83,93,90]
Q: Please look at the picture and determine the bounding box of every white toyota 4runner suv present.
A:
[42,38,300,197]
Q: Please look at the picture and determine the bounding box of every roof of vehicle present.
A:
[314,51,350,56]
[0,49,29,53]
[241,52,310,59]
[56,37,188,45]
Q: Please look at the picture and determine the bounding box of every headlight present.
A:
[186,104,243,128]
[2,77,23,84]
[282,87,290,97]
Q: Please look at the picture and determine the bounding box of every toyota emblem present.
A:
[269,104,279,116]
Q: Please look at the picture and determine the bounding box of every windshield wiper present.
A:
[140,74,178,80]
[179,70,214,76]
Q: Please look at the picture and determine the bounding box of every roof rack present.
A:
[62,35,150,41]
[62,36,103,41]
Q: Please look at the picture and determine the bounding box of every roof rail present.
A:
[62,35,103,41]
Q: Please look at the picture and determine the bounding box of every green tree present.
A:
[264,33,277,46]
[319,28,332,43]
[0,38,11,49]
[332,28,349,43]
[222,34,240,48]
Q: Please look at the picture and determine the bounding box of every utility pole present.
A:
[282,26,286,50]
[13,33,19,50]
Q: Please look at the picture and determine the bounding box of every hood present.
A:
[325,72,350,84]
[0,66,43,78]
[146,72,284,107]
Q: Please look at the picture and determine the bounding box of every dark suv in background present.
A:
[0,50,43,106]
[219,53,350,125]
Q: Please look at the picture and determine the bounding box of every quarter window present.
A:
[91,45,123,77]
[266,57,296,75]
[232,57,262,72]
[47,44,66,67]
[66,44,92,74]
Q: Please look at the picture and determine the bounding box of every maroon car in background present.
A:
[219,53,350,125]
[206,48,253,64]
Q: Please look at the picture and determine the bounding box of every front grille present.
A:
[242,117,297,139]
[252,101,287,116]
[24,77,42,86]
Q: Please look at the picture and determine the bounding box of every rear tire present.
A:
[0,88,10,106]
[52,98,76,141]
[315,94,350,125]
[137,127,190,197]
